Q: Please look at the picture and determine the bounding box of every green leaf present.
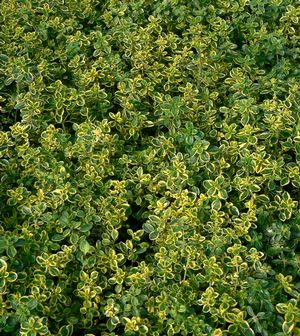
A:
[79,239,90,255]
[7,245,17,258]
[279,212,286,222]
[21,206,32,215]
[143,222,155,233]
[242,327,255,336]
[106,315,120,332]
[70,233,79,244]
[27,299,38,311]
[79,223,93,233]
[149,230,159,240]
[52,234,65,242]
[228,324,238,333]
[230,206,240,216]
[212,199,222,211]
[7,272,18,282]
[111,229,119,241]
[148,215,161,223]
[239,190,249,201]
[15,102,26,110]
[0,54,8,63]
[208,187,216,196]
[3,317,18,332]
[102,238,111,245]
[0,238,8,250]
[49,267,60,277]
[58,325,74,336]
[203,180,212,190]
[219,189,228,200]
[282,321,294,334]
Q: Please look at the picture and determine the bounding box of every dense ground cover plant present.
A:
[0,0,300,335]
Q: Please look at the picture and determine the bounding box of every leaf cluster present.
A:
[0,0,300,335]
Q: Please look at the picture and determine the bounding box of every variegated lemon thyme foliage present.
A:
[0,0,299,335]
